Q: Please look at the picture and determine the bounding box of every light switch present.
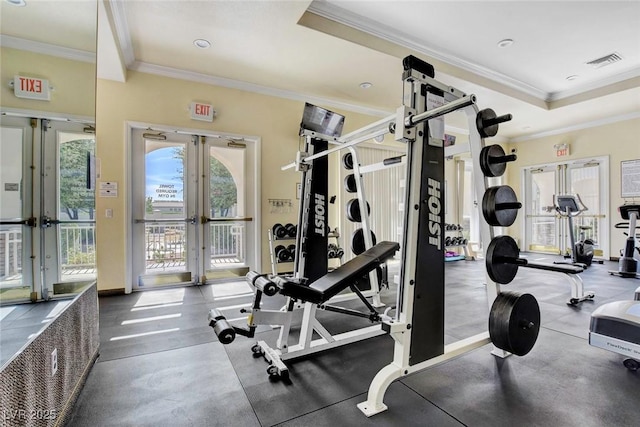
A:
[105,209,113,218]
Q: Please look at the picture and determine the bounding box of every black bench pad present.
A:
[280,241,400,304]
[526,261,584,274]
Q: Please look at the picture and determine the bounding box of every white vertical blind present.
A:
[339,146,405,260]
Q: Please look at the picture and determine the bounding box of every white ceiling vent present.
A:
[585,52,623,69]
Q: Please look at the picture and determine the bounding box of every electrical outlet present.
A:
[51,348,58,376]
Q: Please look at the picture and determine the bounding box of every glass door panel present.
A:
[526,168,559,253]
[50,125,96,294]
[0,121,34,302]
[568,162,606,257]
[132,131,198,288]
[203,139,252,280]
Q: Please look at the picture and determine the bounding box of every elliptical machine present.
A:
[609,204,640,278]
[554,194,595,268]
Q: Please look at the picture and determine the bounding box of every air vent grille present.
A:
[586,52,623,69]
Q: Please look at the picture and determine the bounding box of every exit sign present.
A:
[14,75,50,101]
[190,102,214,122]
[555,143,570,157]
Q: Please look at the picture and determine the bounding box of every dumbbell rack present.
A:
[444,225,471,261]
[268,228,296,275]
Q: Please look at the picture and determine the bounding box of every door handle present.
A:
[41,216,61,228]
[0,217,38,227]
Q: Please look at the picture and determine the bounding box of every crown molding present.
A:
[547,67,640,101]
[131,61,393,117]
[510,111,640,143]
[307,1,548,101]
[0,35,95,63]
[108,0,135,67]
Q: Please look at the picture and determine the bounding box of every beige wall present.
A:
[95,71,380,291]
[0,47,95,117]
[506,118,640,258]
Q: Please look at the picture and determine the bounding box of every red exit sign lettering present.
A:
[13,75,51,101]
[190,102,215,122]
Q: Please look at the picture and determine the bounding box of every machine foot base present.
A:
[357,401,388,417]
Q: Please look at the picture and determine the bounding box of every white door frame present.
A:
[125,121,261,293]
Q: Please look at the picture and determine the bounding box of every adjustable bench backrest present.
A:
[280,241,400,304]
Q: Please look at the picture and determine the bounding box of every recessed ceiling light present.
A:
[359,82,373,89]
[497,39,514,48]
[566,75,579,81]
[5,0,27,6]
[193,39,211,49]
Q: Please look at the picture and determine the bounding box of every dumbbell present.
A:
[327,244,337,258]
[284,223,297,238]
[272,223,288,239]
[482,185,522,227]
[287,244,296,257]
[479,144,517,178]
[246,271,278,297]
[476,108,512,139]
[445,236,452,246]
[208,309,236,344]
[335,246,344,258]
[274,245,291,262]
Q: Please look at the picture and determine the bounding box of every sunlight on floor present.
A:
[133,288,185,308]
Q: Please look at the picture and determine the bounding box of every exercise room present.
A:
[1,1,639,426]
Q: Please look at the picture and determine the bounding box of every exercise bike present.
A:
[609,204,640,278]
[554,194,596,268]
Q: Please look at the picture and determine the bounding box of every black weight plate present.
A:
[476,108,498,139]
[342,152,354,170]
[273,223,287,238]
[346,198,371,223]
[489,292,540,356]
[479,144,507,177]
[486,235,520,284]
[344,174,357,193]
[482,185,520,226]
[351,228,377,255]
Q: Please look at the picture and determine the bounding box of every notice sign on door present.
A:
[14,75,51,101]
[190,102,215,122]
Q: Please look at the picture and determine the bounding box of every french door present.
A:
[0,116,96,304]
[131,128,258,289]
[523,158,608,258]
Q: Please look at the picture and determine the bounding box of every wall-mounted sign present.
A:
[554,143,570,157]
[13,75,51,101]
[190,102,215,122]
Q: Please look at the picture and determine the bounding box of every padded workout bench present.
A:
[589,287,640,370]
[486,235,595,306]
[524,261,594,306]
[280,241,400,305]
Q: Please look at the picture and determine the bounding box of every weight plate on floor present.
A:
[351,228,377,255]
[485,235,520,284]
[346,198,371,223]
[482,185,520,226]
[489,291,540,356]
[344,174,357,193]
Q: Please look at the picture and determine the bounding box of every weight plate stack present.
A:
[489,291,540,356]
